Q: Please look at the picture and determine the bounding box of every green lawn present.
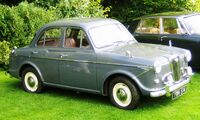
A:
[0,70,200,120]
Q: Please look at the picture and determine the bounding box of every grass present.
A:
[0,70,200,120]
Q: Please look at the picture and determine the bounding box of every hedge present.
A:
[0,0,108,67]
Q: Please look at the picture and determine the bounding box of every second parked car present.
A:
[128,12,200,68]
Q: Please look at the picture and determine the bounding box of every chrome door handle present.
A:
[32,51,38,54]
[60,54,68,58]
[160,36,167,41]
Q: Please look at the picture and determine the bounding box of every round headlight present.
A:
[154,61,162,73]
[185,50,192,62]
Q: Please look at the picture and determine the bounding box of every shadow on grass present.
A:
[7,78,177,110]
[43,87,176,111]
[4,78,22,90]
[44,86,110,106]
[139,96,172,109]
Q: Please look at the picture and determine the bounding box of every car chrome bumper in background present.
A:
[150,67,193,97]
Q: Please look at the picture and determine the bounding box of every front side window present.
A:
[135,18,160,34]
[163,18,181,34]
[37,28,61,47]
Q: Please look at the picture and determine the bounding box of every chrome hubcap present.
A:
[113,83,132,107]
[28,77,35,87]
[24,72,38,92]
[116,88,127,102]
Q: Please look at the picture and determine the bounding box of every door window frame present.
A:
[35,27,65,48]
[62,26,94,51]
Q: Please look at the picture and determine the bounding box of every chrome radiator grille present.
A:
[170,57,181,81]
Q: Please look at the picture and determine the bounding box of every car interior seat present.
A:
[65,38,76,48]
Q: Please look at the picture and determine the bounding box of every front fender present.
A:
[99,67,152,96]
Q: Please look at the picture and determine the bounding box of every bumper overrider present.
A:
[150,67,193,97]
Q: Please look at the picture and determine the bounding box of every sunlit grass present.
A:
[0,71,200,120]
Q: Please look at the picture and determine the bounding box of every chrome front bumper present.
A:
[150,67,193,97]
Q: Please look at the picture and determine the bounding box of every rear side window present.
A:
[163,18,181,34]
[135,18,160,34]
[37,28,61,47]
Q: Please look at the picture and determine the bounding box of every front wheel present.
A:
[22,67,43,93]
[109,76,140,110]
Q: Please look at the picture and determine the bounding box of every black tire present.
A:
[109,76,140,110]
[22,67,43,93]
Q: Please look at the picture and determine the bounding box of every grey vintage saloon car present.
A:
[9,18,193,109]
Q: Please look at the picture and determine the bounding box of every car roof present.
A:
[135,12,200,19]
[40,18,120,31]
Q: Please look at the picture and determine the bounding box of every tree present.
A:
[103,0,198,23]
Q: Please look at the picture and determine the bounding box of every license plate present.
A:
[172,86,187,100]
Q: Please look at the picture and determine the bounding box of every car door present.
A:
[31,27,64,84]
[59,28,97,90]
[159,34,192,48]
[133,18,161,44]
[159,17,190,47]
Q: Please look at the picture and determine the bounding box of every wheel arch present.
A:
[19,62,44,82]
[102,71,142,96]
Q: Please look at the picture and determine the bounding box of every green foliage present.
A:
[14,2,58,46]
[0,2,58,47]
[186,0,200,12]
[0,5,24,47]
[103,0,195,23]
[0,41,11,65]
[0,2,58,67]
[34,0,109,18]
[27,0,59,9]
[0,1,108,67]
[27,0,110,18]
[0,0,108,48]
[26,0,109,18]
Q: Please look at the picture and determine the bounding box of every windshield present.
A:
[89,23,136,48]
[183,15,200,34]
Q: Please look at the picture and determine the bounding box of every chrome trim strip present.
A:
[137,68,152,77]
[44,82,100,94]
[18,55,150,68]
